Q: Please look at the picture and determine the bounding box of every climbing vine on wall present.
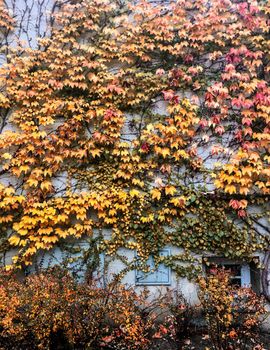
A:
[0,0,269,276]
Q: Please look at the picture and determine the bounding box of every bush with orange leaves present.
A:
[0,268,77,349]
[198,268,268,350]
[0,267,161,350]
[0,267,268,350]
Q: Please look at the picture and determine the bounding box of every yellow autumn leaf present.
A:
[160,148,170,158]
[224,164,235,175]
[19,165,30,174]
[26,178,39,187]
[242,167,253,177]
[151,188,161,200]
[25,247,37,255]
[131,178,144,187]
[141,214,154,223]
[262,168,270,177]
[4,186,15,196]
[165,185,177,196]
[38,227,53,235]
[54,155,63,164]
[104,217,117,224]
[5,265,14,271]
[129,189,140,197]
[264,155,270,163]
[109,209,117,216]
[224,185,237,194]
[170,196,186,207]
[17,229,28,236]
[2,153,12,160]
[77,212,87,220]
[42,236,58,243]
[36,242,46,249]
[158,214,165,222]
[239,187,249,195]
[67,228,77,235]
[255,181,266,189]
[55,228,68,238]
[214,180,222,188]
[41,181,52,191]
[44,169,53,176]
[9,235,21,246]
[90,149,101,158]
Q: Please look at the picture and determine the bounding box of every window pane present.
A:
[205,260,251,288]
[224,264,241,276]
[230,278,242,287]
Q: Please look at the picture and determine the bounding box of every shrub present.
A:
[0,267,158,350]
[153,289,200,349]
[0,267,268,350]
[198,268,267,350]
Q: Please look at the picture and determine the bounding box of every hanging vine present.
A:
[0,0,269,280]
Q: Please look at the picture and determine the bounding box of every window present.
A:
[135,249,171,285]
[204,257,261,290]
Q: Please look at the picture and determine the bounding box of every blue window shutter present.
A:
[241,264,251,287]
[135,249,171,285]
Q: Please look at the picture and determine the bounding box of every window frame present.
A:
[135,249,171,286]
[204,257,251,287]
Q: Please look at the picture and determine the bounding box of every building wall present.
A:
[1,0,270,330]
